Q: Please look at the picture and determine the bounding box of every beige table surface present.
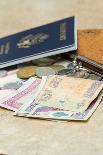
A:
[0,0,103,155]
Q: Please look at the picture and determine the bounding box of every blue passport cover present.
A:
[0,16,77,68]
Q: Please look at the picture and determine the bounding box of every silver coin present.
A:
[66,72,75,77]
[3,82,23,90]
[0,70,7,78]
[50,64,65,73]
[74,71,85,78]
[89,74,102,80]
[79,67,91,73]
[36,67,56,78]
[67,63,76,71]
[83,72,90,79]
[32,57,55,66]
[58,69,74,75]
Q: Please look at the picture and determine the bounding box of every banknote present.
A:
[27,104,73,120]
[0,89,17,101]
[35,75,103,113]
[26,90,103,121]
[14,101,74,120]
[14,85,103,121]
[69,90,103,120]
[0,73,25,100]
[0,77,47,111]
[14,102,37,116]
[8,68,19,75]
[0,73,24,90]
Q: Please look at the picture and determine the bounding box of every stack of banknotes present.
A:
[0,64,103,121]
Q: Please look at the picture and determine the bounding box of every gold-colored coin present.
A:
[17,66,38,79]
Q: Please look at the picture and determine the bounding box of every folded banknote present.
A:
[35,75,103,113]
[14,75,103,121]
[0,77,46,111]
[14,89,103,121]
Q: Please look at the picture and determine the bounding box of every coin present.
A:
[32,57,55,67]
[89,74,102,80]
[50,65,65,73]
[67,62,76,71]
[83,72,90,79]
[17,66,37,79]
[17,62,32,69]
[36,67,56,78]
[58,68,74,75]
[74,71,85,78]
[66,72,75,77]
[0,70,7,78]
[79,67,91,73]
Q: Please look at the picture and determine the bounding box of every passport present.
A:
[0,16,77,68]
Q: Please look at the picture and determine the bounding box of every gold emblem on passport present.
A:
[17,33,49,48]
